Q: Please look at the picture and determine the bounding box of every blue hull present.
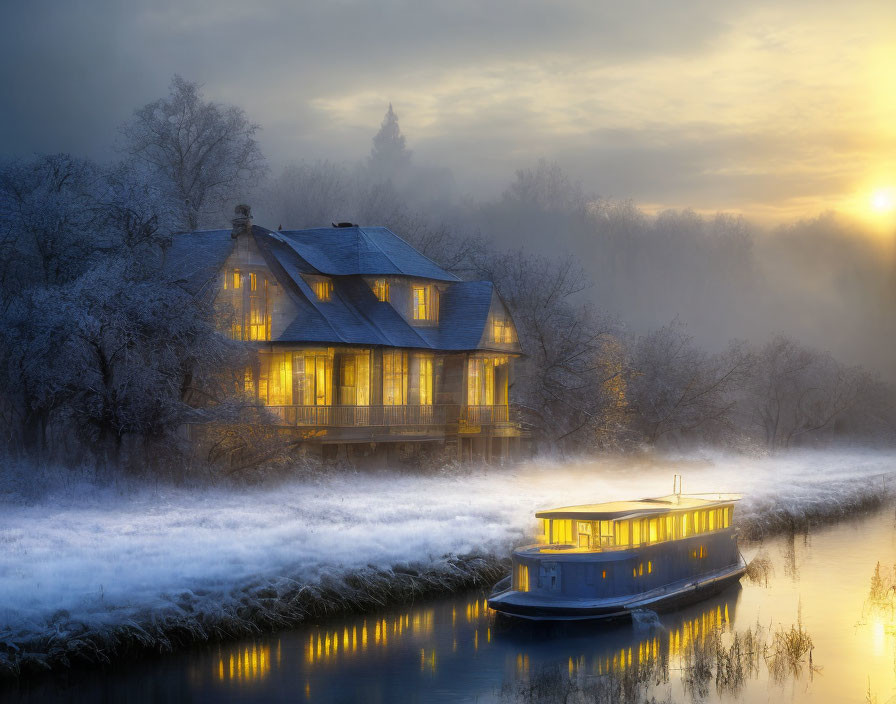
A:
[488,558,747,621]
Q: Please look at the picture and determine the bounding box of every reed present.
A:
[0,554,509,680]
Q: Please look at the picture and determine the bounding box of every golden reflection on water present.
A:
[215,643,272,684]
[515,602,731,680]
[208,592,732,690]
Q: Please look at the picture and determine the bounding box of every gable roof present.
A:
[163,224,521,354]
[274,226,460,281]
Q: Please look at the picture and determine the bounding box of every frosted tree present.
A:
[627,321,753,445]
[0,154,102,293]
[120,75,266,231]
[474,248,627,450]
[368,104,412,181]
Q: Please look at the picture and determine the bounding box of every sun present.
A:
[870,187,896,214]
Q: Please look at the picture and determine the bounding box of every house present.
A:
[166,206,524,462]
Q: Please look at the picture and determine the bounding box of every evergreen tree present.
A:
[368,103,412,180]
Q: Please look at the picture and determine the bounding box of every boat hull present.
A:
[488,558,746,621]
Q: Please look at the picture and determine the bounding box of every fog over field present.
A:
[1,450,893,650]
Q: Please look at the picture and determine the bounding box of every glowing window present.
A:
[313,279,332,301]
[647,561,652,574]
[415,354,433,405]
[492,317,515,344]
[258,352,293,406]
[412,284,438,322]
[599,520,614,547]
[515,562,529,592]
[372,278,390,302]
[601,570,607,579]
[550,520,573,544]
[383,350,408,405]
[412,285,428,320]
[577,521,592,549]
[614,520,630,548]
[232,269,242,289]
[250,272,257,291]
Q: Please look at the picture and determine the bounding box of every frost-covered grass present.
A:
[0,449,894,676]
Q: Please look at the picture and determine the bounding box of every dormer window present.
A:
[372,278,390,302]
[312,279,332,302]
[412,284,438,323]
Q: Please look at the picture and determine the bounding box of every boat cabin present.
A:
[535,495,738,551]
[490,492,746,620]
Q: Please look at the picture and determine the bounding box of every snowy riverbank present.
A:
[1,449,894,677]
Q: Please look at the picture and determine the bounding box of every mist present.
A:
[256,144,896,382]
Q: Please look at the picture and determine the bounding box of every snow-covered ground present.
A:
[1,449,894,641]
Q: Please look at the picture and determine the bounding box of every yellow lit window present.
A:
[647,561,652,574]
[638,563,644,576]
[492,317,515,344]
[383,350,408,405]
[233,269,242,289]
[250,272,257,291]
[614,520,630,548]
[598,520,614,547]
[372,278,390,302]
[515,563,529,592]
[296,352,333,406]
[412,284,438,322]
[550,520,573,544]
[601,570,607,579]
[632,520,642,546]
[313,279,332,301]
[412,285,428,320]
[415,354,433,405]
[258,352,293,406]
[648,519,658,543]
[538,518,549,543]
[577,521,592,549]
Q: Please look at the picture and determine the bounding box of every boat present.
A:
[488,481,746,621]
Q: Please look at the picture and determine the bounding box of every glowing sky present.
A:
[2,0,895,222]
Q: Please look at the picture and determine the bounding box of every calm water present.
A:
[7,507,896,703]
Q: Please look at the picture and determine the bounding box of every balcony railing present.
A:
[263,404,510,427]
[461,405,509,424]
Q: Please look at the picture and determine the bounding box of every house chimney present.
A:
[231,204,252,238]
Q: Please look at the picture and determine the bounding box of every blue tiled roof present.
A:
[166,224,521,354]
[274,227,461,281]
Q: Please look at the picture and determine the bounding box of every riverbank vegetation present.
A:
[501,611,816,703]
[1,77,895,480]
[1,451,893,680]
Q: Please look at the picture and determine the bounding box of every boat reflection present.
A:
[205,587,740,693]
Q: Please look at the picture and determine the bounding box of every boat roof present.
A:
[535,494,741,521]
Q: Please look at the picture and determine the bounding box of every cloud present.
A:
[1,0,895,220]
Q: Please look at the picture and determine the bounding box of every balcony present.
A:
[264,404,510,428]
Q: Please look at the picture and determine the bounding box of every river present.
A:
[6,506,896,703]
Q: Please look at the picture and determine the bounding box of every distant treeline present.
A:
[0,77,893,474]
